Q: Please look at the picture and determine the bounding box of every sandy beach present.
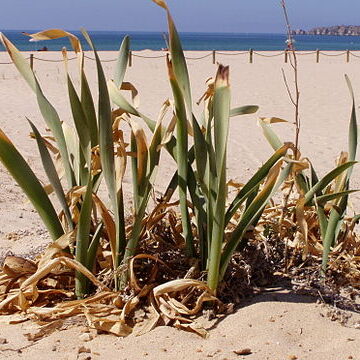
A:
[0,50,360,359]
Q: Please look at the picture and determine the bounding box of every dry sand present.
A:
[0,50,360,358]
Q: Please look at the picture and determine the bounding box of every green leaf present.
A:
[295,173,310,194]
[225,144,290,224]
[258,118,283,151]
[67,74,92,167]
[62,124,81,185]
[321,206,341,273]
[304,161,357,204]
[81,70,98,147]
[220,163,292,279]
[165,7,192,115]
[82,29,126,271]
[75,177,93,298]
[0,128,64,241]
[317,206,328,241]
[114,35,130,88]
[87,223,103,270]
[167,57,194,257]
[230,105,259,117]
[310,190,358,206]
[28,119,73,230]
[108,79,159,134]
[345,75,357,164]
[192,114,208,188]
[207,65,231,292]
[0,33,75,188]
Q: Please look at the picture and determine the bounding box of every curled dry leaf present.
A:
[2,256,37,278]
[259,117,288,124]
[152,0,168,10]
[151,279,219,337]
[197,77,215,105]
[129,254,171,292]
[121,82,140,109]
[23,29,82,53]
[129,118,148,183]
[37,231,76,270]
[0,256,110,312]
[295,197,309,260]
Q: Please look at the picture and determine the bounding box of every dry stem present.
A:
[280,0,301,269]
[281,0,300,158]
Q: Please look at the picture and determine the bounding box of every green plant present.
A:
[0,29,163,296]
[124,0,294,292]
[0,0,298,299]
[258,75,358,272]
[0,24,190,297]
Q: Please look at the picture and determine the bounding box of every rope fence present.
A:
[319,51,347,57]
[215,51,249,55]
[295,51,318,56]
[253,51,285,57]
[1,49,360,68]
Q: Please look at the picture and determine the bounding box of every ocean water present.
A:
[1,30,360,51]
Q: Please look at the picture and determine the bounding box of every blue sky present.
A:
[1,0,360,33]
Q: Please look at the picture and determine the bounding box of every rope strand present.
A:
[1,50,359,66]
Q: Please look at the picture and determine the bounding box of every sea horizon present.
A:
[1,30,360,51]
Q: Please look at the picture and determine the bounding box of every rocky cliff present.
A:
[292,25,360,36]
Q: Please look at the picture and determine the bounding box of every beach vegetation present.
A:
[0,0,358,337]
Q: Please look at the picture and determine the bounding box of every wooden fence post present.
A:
[129,50,132,67]
[346,50,350,63]
[316,49,320,63]
[212,50,216,64]
[30,54,34,70]
[249,49,253,64]
[284,49,288,63]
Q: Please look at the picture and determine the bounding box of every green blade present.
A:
[304,161,357,204]
[192,114,208,188]
[317,206,328,241]
[345,75,357,164]
[0,33,75,188]
[230,105,259,117]
[0,128,64,241]
[220,163,292,279]
[87,223,103,270]
[108,79,158,133]
[67,74,92,167]
[81,70,98,147]
[63,123,81,185]
[168,58,194,257]
[225,144,290,224]
[258,118,283,151]
[124,117,164,261]
[295,173,310,194]
[28,119,73,230]
[114,35,130,88]
[310,190,358,206]
[82,29,126,270]
[130,133,140,213]
[165,6,192,115]
[321,206,341,273]
[75,176,93,298]
[207,65,231,292]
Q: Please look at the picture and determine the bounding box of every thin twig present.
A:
[281,68,296,106]
[281,0,300,158]
[280,0,301,270]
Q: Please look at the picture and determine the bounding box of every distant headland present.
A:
[292,25,360,36]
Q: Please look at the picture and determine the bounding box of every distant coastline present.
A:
[1,31,360,51]
[292,25,360,36]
